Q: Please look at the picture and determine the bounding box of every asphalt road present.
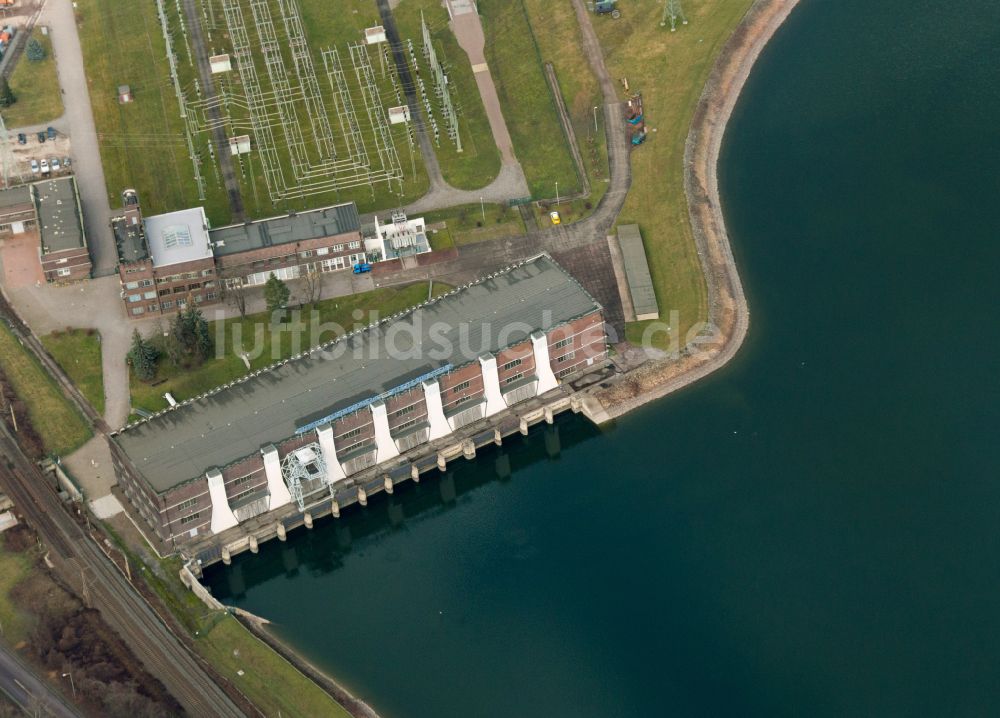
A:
[0,645,81,718]
[0,427,247,718]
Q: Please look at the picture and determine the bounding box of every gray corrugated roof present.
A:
[210,203,360,257]
[617,224,659,320]
[114,254,600,493]
[35,177,86,253]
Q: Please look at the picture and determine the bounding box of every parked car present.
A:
[352,262,372,274]
[549,210,561,225]
[29,159,39,174]
[37,131,45,143]
[50,157,60,172]
[63,156,71,168]
[40,158,49,174]
[46,126,56,140]
[16,132,25,145]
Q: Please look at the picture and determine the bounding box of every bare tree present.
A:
[301,265,324,308]
[219,270,249,319]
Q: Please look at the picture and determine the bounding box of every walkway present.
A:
[41,0,117,276]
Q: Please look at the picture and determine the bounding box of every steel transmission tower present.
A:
[0,114,23,188]
[661,0,688,31]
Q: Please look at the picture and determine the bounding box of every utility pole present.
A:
[661,0,688,31]
[555,181,559,206]
[593,105,599,134]
[61,671,76,699]
[480,196,485,224]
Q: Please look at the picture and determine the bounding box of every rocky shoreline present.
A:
[597,0,802,419]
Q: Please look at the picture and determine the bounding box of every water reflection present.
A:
[206,413,603,601]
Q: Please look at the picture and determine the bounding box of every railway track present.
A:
[0,429,247,718]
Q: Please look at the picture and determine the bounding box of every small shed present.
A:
[388,105,410,125]
[617,224,659,321]
[365,25,386,44]
[229,135,251,156]
[118,84,133,104]
[210,54,232,74]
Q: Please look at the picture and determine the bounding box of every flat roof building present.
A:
[35,177,91,283]
[210,203,360,257]
[616,224,659,321]
[109,254,608,547]
[144,207,213,269]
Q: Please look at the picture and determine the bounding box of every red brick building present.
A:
[108,254,607,548]
[113,194,217,318]
[112,198,364,318]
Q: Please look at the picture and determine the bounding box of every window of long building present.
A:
[502,358,523,371]
[179,512,201,525]
[452,380,471,393]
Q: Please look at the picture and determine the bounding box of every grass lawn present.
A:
[97,524,351,718]
[593,0,756,346]
[478,0,579,199]
[0,323,91,456]
[423,201,525,246]
[393,0,502,190]
[1,31,63,128]
[521,0,610,206]
[41,329,105,416]
[0,539,35,645]
[77,0,230,224]
[197,617,352,718]
[131,281,453,413]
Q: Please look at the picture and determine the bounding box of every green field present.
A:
[478,0,580,199]
[393,0,502,190]
[77,0,230,223]
[0,323,90,456]
[593,0,756,346]
[0,539,35,645]
[197,617,352,718]
[41,329,105,416]
[1,30,63,128]
[130,282,452,413]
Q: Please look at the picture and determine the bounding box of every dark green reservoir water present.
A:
[206,1,1000,714]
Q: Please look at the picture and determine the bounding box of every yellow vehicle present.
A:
[549,211,561,225]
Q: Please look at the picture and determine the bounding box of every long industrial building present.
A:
[109,255,607,549]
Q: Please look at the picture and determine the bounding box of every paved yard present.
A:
[0,232,44,287]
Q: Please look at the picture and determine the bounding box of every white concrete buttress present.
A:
[370,400,400,462]
[423,379,451,441]
[316,424,347,484]
[207,468,238,534]
[480,353,507,417]
[261,444,292,510]
[531,330,559,394]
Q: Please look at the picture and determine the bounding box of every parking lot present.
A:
[8,127,73,181]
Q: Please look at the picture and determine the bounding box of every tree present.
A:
[301,265,324,307]
[168,304,212,366]
[0,77,15,108]
[126,329,159,382]
[263,273,290,315]
[219,271,249,318]
[26,38,46,62]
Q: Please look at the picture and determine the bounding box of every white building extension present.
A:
[371,211,431,261]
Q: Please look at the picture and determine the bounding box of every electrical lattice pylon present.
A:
[0,114,24,188]
[661,0,688,31]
